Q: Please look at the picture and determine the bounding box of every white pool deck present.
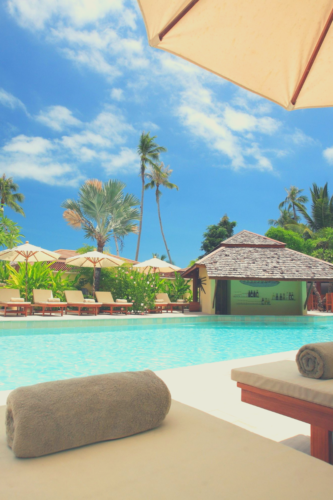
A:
[1,311,331,457]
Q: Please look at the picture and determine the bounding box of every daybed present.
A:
[64,291,101,316]
[95,291,133,315]
[0,288,31,317]
[32,289,67,316]
[2,400,333,499]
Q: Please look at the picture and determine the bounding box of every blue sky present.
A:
[0,0,333,268]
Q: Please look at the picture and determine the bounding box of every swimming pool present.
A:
[1,317,333,391]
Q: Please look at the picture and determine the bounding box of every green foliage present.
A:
[164,272,192,302]
[0,213,23,249]
[76,244,95,254]
[265,227,314,254]
[5,262,77,301]
[98,266,191,313]
[200,214,236,256]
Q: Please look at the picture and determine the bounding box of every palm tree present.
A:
[279,186,308,220]
[136,132,167,261]
[145,163,178,263]
[62,179,140,290]
[268,209,296,228]
[0,174,25,215]
[295,183,333,231]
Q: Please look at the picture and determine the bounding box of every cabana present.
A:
[183,230,333,316]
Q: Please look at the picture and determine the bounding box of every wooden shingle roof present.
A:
[185,230,333,281]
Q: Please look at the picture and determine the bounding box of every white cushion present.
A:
[84,299,95,303]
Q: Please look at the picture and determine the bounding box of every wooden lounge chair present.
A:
[0,288,32,317]
[232,360,333,464]
[155,293,189,313]
[64,291,101,316]
[2,400,333,499]
[95,292,133,315]
[32,290,67,316]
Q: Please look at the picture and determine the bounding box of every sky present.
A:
[0,0,333,268]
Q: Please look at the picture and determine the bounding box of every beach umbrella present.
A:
[0,241,60,300]
[133,257,180,273]
[66,251,123,295]
[137,0,333,110]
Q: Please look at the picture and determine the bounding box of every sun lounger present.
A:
[2,400,333,499]
[95,291,133,315]
[64,290,101,316]
[32,289,67,316]
[0,288,31,317]
[155,293,189,313]
[232,360,333,464]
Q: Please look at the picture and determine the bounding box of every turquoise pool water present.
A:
[1,319,333,391]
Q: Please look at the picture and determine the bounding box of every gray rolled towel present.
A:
[6,370,171,458]
[296,342,333,379]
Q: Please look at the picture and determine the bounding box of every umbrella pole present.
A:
[93,265,96,297]
[25,259,28,302]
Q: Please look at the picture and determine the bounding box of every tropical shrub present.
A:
[5,262,77,301]
[265,227,314,254]
[0,213,23,249]
[165,272,192,302]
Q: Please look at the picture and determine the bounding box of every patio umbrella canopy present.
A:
[137,0,333,110]
[133,257,180,273]
[66,251,123,295]
[0,241,60,300]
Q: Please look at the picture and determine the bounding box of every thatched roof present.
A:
[183,230,333,281]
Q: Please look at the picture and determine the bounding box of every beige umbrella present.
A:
[0,241,60,300]
[133,257,180,274]
[138,0,333,110]
[66,251,123,295]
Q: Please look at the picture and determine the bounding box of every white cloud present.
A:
[223,107,280,135]
[0,87,27,113]
[2,159,82,186]
[36,105,81,131]
[3,135,53,155]
[7,0,125,30]
[289,129,316,146]
[102,147,137,174]
[323,147,333,164]
[143,121,159,131]
[110,88,124,101]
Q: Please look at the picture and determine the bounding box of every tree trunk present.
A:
[135,167,145,261]
[94,243,104,293]
[156,189,172,263]
[313,282,324,311]
[293,204,297,220]
[114,236,119,256]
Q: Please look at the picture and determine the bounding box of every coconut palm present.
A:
[62,179,140,290]
[268,209,296,228]
[0,174,25,215]
[136,132,167,261]
[279,186,308,220]
[145,163,178,263]
[295,183,333,231]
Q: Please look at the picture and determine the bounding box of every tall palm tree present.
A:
[279,186,308,220]
[62,179,140,290]
[295,183,333,231]
[145,163,178,263]
[136,132,166,261]
[0,174,25,215]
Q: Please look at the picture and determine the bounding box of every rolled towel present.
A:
[177,299,185,303]
[47,298,60,303]
[296,342,333,379]
[116,299,128,303]
[11,297,24,302]
[84,299,95,303]
[155,299,164,303]
[6,370,171,458]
